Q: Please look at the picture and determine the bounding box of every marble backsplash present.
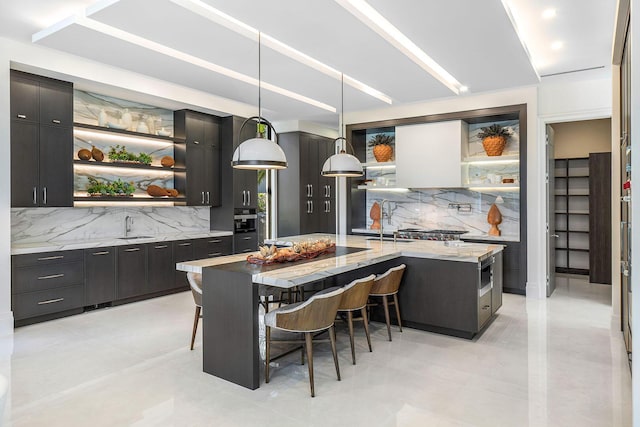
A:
[364,189,519,238]
[11,206,210,245]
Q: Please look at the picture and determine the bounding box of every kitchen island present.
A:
[177,234,503,389]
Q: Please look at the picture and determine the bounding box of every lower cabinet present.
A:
[233,232,258,254]
[462,239,524,295]
[147,242,175,293]
[84,247,116,306]
[116,244,148,300]
[12,249,84,324]
[12,235,233,325]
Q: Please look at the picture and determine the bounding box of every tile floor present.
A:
[0,274,631,426]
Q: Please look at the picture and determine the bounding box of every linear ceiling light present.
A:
[500,0,541,80]
[335,0,464,94]
[170,0,392,104]
[33,15,335,113]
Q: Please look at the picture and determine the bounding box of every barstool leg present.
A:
[265,326,271,383]
[305,332,315,397]
[361,307,372,352]
[190,306,201,350]
[347,311,356,364]
[382,296,392,341]
[393,293,402,332]
[329,325,341,381]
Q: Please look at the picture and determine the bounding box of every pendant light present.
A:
[321,74,363,177]
[232,33,287,170]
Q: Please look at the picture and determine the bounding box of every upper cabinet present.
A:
[10,70,73,207]
[395,120,467,188]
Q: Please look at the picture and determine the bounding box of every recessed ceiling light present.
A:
[551,41,563,50]
[459,86,469,93]
[542,8,556,19]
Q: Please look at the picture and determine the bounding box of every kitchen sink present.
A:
[117,236,153,240]
[365,237,413,243]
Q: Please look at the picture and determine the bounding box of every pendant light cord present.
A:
[258,32,262,125]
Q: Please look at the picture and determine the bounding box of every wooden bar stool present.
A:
[337,274,376,364]
[187,272,203,350]
[264,287,345,397]
[369,264,406,341]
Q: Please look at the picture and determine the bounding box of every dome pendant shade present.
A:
[232,136,288,170]
[321,150,363,177]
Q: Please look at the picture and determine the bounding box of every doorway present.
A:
[545,118,612,296]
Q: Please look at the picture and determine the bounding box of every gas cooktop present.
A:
[396,228,469,241]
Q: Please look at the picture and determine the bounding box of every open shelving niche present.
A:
[554,157,590,275]
[73,123,186,205]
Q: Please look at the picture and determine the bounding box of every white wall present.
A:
[0,41,12,335]
[344,86,543,297]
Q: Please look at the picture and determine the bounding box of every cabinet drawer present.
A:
[12,250,83,268]
[234,233,258,254]
[13,285,83,320]
[478,290,492,329]
[193,236,232,259]
[13,261,84,294]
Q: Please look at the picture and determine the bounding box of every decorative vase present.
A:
[370,201,381,230]
[482,136,506,156]
[487,203,503,236]
[373,144,393,162]
[136,121,149,133]
[145,115,156,135]
[98,109,108,127]
[121,108,132,130]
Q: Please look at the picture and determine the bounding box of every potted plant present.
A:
[108,145,152,165]
[477,124,512,156]
[87,177,135,196]
[368,134,394,162]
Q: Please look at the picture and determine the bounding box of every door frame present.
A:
[536,109,613,300]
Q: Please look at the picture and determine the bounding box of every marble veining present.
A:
[11,206,214,252]
[177,234,503,287]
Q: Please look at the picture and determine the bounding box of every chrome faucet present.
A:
[124,215,133,237]
[380,199,390,242]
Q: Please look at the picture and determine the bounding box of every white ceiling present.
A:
[0,0,616,126]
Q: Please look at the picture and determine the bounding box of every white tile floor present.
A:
[0,274,631,427]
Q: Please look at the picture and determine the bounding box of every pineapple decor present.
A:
[477,124,512,157]
[368,134,395,162]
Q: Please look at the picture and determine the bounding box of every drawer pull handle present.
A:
[38,298,64,305]
[17,114,26,119]
[154,245,168,249]
[243,237,252,240]
[242,249,252,253]
[92,251,110,256]
[208,252,222,257]
[124,248,141,252]
[37,255,64,261]
[209,239,221,243]
[482,305,491,310]
[52,119,61,124]
[178,243,192,246]
[37,273,64,280]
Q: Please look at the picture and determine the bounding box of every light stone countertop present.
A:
[352,228,519,242]
[11,230,234,255]
[176,233,504,288]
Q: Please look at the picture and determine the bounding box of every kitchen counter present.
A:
[176,233,503,288]
[353,228,519,242]
[11,230,234,255]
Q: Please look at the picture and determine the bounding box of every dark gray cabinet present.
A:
[492,252,503,315]
[10,70,73,208]
[231,117,258,209]
[194,236,233,259]
[589,152,612,284]
[84,247,116,306]
[147,242,175,293]
[174,110,221,206]
[463,239,523,295]
[116,245,147,300]
[174,240,194,289]
[12,250,84,324]
[278,132,336,236]
[234,232,258,254]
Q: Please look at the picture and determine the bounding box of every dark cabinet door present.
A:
[84,247,116,306]
[193,236,233,259]
[11,121,39,207]
[232,118,258,208]
[10,71,39,123]
[185,114,206,206]
[173,240,194,288]
[39,125,73,207]
[116,245,147,300]
[234,232,258,254]
[39,79,73,127]
[318,138,336,233]
[147,243,175,293]
[204,118,221,207]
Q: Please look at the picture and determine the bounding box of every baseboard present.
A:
[0,310,14,337]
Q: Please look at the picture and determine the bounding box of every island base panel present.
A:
[202,268,260,390]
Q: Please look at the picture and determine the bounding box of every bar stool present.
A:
[187,272,203,351]
[264,287,345,397]
[337,274,376,364]
[369,264,406,341]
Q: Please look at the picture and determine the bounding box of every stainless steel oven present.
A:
[234,209,257,233]
[478,254,495,328]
